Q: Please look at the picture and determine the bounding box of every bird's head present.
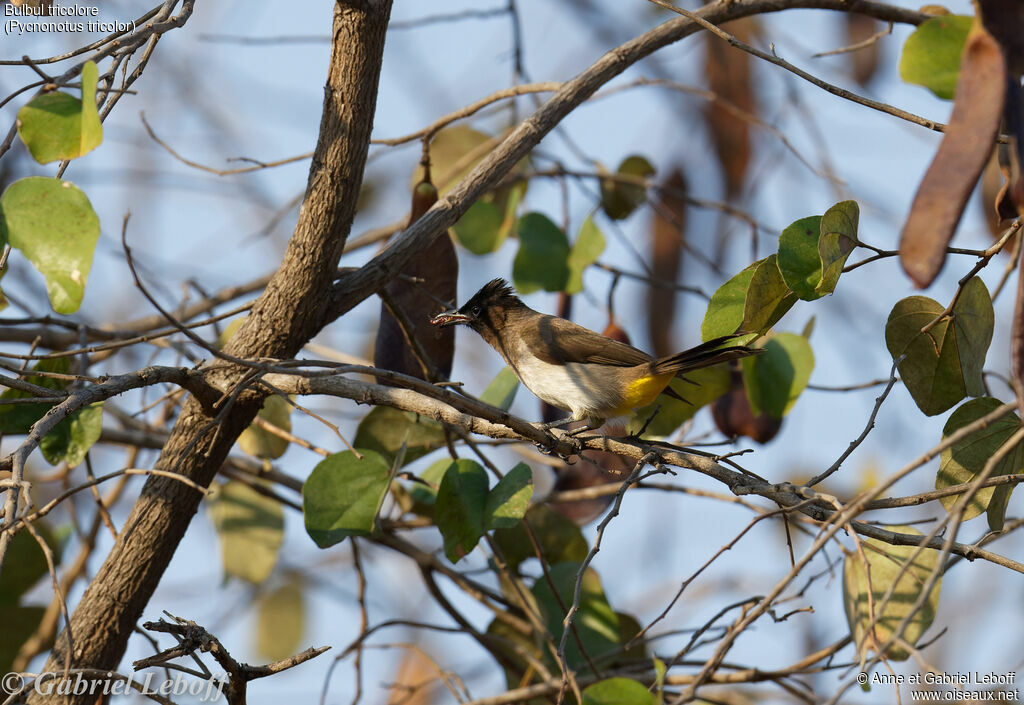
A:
[429,278,522,332]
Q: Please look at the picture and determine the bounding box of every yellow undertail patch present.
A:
[610,372,675,417]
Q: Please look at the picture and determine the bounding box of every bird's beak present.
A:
[430,310,471,327]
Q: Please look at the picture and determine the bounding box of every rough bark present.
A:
[31,1,393,698]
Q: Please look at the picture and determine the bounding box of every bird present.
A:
[430,278,762,430]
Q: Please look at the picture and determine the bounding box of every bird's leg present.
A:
[566,417,603,438]
[532,416,574,432]
[532,415,589,460]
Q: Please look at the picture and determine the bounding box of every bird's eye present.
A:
[471,305,482,316]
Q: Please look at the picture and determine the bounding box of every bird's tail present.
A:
[650,335,763,376]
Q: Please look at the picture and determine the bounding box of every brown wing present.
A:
[521,314,653,367]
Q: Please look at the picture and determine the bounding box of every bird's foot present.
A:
[532,417,573,432]
[533,423,589,461]
[533,435,580,463]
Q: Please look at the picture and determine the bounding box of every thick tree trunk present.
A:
[31,2,393,699]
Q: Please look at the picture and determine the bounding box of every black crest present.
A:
[476,278,517,304]
[456,278,522,321]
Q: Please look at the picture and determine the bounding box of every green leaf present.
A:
[0,177,100,314]
[513,213,570,294]
[0,521,61,605]
[454,182,526,255]
[0,357,69,435]
[566,216,606,294]
[777,215,825,301]
[701,265,756,341]
[742,255,798,334]
[0,267,8,313]
[601,155,655,220]
[303,450,391,547]
[39,402,102,467]
[842,526,942,661]
[435,459,490,562]
[406,457,451,510]
[900,15,973,100]
[480,366,520,411]
[741,333,814,417]
[353,406,446,465]
[454,201,503,254]
[486,613,544,690]
[255,579,306,662]
[701,256,795,341]
[16,60,102,164]
[238,394,292,460]
[885,277,994,416]
[414,126,495,193]
[936,397,1022,526]
[493,504,588,571]
[208,480,284,583]
[776,202,859,301]
[583,678,655,705]
[484,462,533,529]
[988,484,1013,533]
[532,563,620,670]
[818,200,859,295]
[616,611,648,662]
[0,605,46,675]
[629,365,731,437]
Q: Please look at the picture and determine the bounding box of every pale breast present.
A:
[512,355,629,421]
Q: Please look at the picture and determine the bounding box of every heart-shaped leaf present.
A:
[493,504,588,571]
[454,182,526,255]
[353,406,445,465]
[480,366,520,411]
[777,201,859,301]
[435,459,489,562]
[936,397,1022,528]
[777,215,825,301]
[238,394,292,460]
[255,580,306,662]
[601,155,655,220]
[39,402,102,467]
[741,333,814,418]
[582,678,655,705]
[701,255,795,341]
[900,15,973,99]
[566,216,606,294]
[17,60,102,164]
[885,276,994,416]
[818,200,859,295]
[532,563,620,670]
[303,450,391,547]
[208,480,284,583]
[513,212,570,294]
[842,526,942,661]
[0,177,100,314]
[484,462,533,530]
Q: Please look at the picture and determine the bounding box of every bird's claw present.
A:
[534,428,584,462]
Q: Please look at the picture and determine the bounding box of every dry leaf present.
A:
[647,169,687,358]
[844,14,884,86]
[899,19,1006,287]
[374,178,457,381]
[705,19,758,199]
